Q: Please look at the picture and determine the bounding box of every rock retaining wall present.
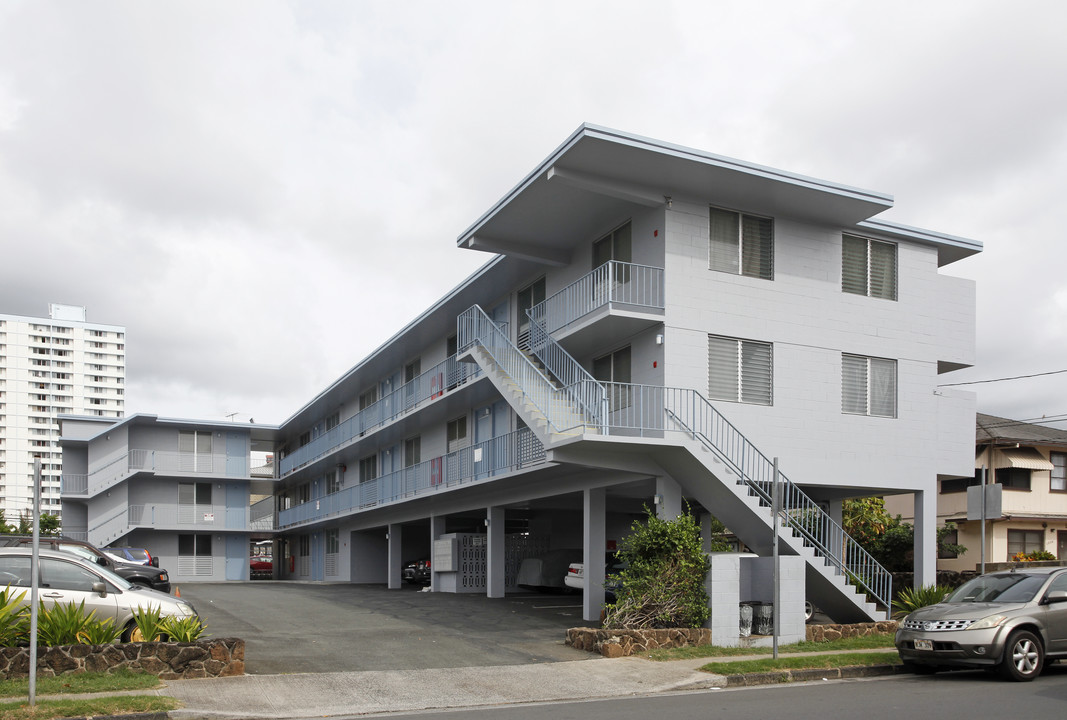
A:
[567,622,899,657]
[804,621,898,642]
[566,628,712,658]
[0,637,244,680]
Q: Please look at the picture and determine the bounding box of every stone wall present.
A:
[567,623,898,657]
[566,627,712,658]
[0,638,244,680]
[805,621,897,642]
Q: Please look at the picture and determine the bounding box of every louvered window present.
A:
[842,354,897,418]
[842,234,897,300]
[178,430,212,472]
[178,534,213,576]
[709,207,773,280]
[708,336,772,405]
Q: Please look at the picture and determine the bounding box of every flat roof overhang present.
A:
[457,124,898,265]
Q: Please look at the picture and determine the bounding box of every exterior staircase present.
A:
[457,303,891,622]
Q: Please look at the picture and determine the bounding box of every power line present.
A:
[938,368,1067,387]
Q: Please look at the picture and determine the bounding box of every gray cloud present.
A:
[1,0,1064,428]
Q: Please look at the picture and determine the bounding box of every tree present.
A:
[0,511,61,536]
[602,507,711,629]
[843,497,965,573]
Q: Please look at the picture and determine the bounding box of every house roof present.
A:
[976,413,1067,449]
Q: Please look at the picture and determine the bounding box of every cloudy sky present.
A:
[1,0,1064,428]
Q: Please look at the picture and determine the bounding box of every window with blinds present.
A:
[178,533,213,576]
[841,354,897,418]
[178,430,212,472]
[708,335,772,405]
[709,207,773,280]
[842,234,897,300]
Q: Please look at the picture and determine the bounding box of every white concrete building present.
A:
[1,304,125,522]
[61,126,980,626]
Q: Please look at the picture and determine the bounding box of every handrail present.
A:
[458,305,596,433]
[280,351,481,475]
[525,312,607,425]
[277,427,545,528]
[590,382,890,608]
[528,261,664,335]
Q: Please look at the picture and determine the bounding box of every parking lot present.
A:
[175,582,594,674]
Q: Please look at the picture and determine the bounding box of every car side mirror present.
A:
[1045,590,1067,604]
[97,557,109,566]
[151,558,159,567]
[92,581,107,598]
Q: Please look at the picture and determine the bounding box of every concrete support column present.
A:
[430,514,446,592]
[913,489,937,587]
[486,506,505,598]
[582,487,606,623]
[648,475,682,520]
[826,499,844,568]
[655,476,682,520]
[387,524,403,589]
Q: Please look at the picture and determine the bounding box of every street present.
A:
[358,667,1067,720]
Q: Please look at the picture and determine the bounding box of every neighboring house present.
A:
[0,303,125,522]
[60,124,980,623]
[888,414,1067,572]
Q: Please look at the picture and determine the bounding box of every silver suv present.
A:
[0,547,197,642]
[895,566,1067,681]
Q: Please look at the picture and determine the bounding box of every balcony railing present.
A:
[250,496,275,531]
[280,352,482,476]
[63,449,275,498]
[528,261,664,336]
[277,427,545,529]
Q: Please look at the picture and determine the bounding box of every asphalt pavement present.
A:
[60,581,909,719]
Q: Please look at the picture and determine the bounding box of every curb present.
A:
[64,714,171,720]
[723,663,909,687]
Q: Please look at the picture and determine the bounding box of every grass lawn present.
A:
[700,651,901,675]
[647,634,896,661]
[0,669,178,720]
[0,695,179,720]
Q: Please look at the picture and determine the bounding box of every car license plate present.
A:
[914,639,933,651]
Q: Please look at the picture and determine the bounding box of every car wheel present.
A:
[998,629,1043,681]
[804,601,814,622]
[121,623,143,643]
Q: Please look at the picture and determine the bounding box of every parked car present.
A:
[517,549,581,592]
[0,547,196,642]
[0,536,171,593]
[402,558,431,585]
[250,555,273,580]
[104,547,157,567]
[563,554,626,599]
[895,566,1067,680]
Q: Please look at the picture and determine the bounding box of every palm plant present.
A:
[0,585,29,647]
[892,584,952,618]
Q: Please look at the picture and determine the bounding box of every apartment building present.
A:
[1,304,124,522]
[60,125,980,624]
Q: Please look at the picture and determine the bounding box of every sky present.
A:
[0,0,1065,429]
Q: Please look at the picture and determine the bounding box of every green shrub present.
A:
[130,605,167,642]
[892,584,952,618]
[76,617,123,645]
[602,508,710,629]
[36,601,96,646]
[160,615,207,642]
[0,586,29,647]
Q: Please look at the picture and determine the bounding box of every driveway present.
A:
[175,582,593,674]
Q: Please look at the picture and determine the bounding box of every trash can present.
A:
[739,603,753,637]
[750,602,774,636]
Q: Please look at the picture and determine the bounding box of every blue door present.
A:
[225,483,247,529]
[225,535,246,580]
[226,433,247,477]
[311,531,325,581]
[380,370,402,422]
[474,400,507,480]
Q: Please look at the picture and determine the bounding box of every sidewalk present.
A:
[147,649,900,720]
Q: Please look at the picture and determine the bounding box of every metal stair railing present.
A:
[601,382,891,610]
[528,261,664,335]
[524,308,607,427]
[458,305,604,433]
